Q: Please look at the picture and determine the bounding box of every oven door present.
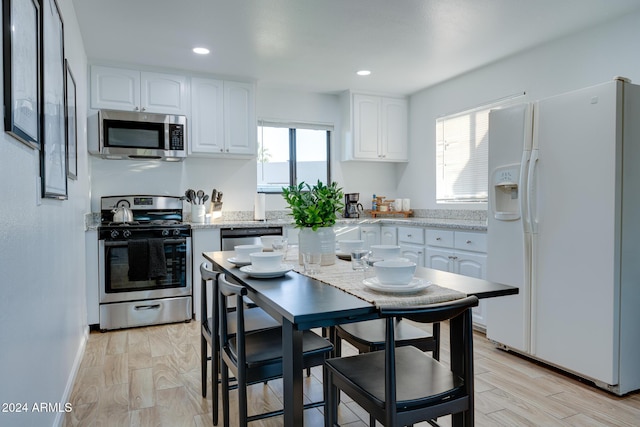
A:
[99,237,192,303]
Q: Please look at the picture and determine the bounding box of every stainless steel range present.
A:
[98,195,192,331]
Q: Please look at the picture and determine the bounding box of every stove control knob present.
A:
[173,229,181,236]
[162,229,170,237]
[110,229,120,239]
[123,230,132,238]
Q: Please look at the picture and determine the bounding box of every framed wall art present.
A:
[65,59,77,180]
[2,0,41,149]
[41,0,67,199]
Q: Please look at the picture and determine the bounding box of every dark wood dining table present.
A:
[203,250,518,427]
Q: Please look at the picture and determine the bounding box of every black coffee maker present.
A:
[344,193,364,218]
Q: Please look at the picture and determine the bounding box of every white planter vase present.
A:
[298,227,336,266]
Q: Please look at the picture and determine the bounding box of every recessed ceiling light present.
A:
[193,47,210,55]
[357,70,371,76]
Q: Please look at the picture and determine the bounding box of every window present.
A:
[257,121,331,193]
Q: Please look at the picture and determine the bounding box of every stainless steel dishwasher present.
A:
[220,226,284,250]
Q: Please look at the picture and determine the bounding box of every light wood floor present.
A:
[63,320,640,427]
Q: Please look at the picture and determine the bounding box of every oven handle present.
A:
[104,238,187,247]
[134,304,161,311]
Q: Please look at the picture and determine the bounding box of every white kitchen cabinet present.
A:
[189,78,256,157]
[381,226,397,245]
[426,229,488,328]
[192,228,221,321]
[360,225,381,248]
[90,65,188,114]
[398,226,425,266]
[341,91,408,162]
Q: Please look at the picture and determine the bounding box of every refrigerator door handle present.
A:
[527,149,539,234]
[520,150,531,234]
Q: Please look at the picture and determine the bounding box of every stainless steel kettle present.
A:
[112,206,134,223]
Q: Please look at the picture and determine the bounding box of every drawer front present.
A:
[454,231,487,253]
[426,229,454,247]
[397,227,425,245]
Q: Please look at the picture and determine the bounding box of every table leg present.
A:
[282,319,304,427]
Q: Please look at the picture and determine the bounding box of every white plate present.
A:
[239,264,294,278]
[227,257,251,266]
[363,277,431,294]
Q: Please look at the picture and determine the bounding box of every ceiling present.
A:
[72,0,640,96]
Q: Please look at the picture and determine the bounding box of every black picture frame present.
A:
[41,0,67,199]
[65,59,77,180]
[2,0,41,149]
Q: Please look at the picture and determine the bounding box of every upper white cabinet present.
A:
[190,78,256,157]
[341,91,408,162]
[90,65,188,114]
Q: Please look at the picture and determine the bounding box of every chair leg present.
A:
[326,371,339,427]
[212,345,219,425]
[221,362,230,427]
[201,335,208,398]
[238,372,248,427]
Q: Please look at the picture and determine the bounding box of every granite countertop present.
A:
[86,209,488,232]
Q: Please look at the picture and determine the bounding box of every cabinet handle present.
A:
[141,107,146,112]
[466,240,472,244]
[436,237,441,241]
[407,234,412,238]
[220,148,224,152]
[134,106,139,111]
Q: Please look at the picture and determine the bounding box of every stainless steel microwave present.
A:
[94,109,187,161]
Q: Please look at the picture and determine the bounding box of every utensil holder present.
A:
[191,204,206,223]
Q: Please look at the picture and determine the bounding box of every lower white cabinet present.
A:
[360,225,381,248]
[335,224,361,241]
[398,226,425,266]
[381,226,397,245]
[425,229,488,328]
[191,228,221,321]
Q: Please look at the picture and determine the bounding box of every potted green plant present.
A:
[282,180,344,265]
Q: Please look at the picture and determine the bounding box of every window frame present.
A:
[435,95,523,204]
[257,120,332,194]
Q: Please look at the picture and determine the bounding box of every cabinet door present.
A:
[381,97,408,161]
[90,65,140,111]
[224,81,256,155]
[454,251,487,327]
[190,77,224,154]
[353,94,381,160]
[425,247,454,272]
[399,243,425,267]
[140,71,188,114]
[360,225,380,249]
[380,226,397,245]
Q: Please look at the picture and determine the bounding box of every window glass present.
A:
[257,124,331,193]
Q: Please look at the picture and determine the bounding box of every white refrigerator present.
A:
[486,78,640,395]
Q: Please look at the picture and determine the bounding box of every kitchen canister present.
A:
[191,204,206,223]
[402,198,411,211]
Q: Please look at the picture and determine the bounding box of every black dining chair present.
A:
[199,262,280,425]
[325,296,479,427]
[217,274,334,427]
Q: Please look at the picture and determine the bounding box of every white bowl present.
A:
[260,235,283,250]
[338,239,364,253]
[374,260,417,286]
[250,251,284,271]
[370,245,402,260]
[234,244,263,262]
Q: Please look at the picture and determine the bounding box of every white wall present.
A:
[0,1,90,426]
[403,10,640,211]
